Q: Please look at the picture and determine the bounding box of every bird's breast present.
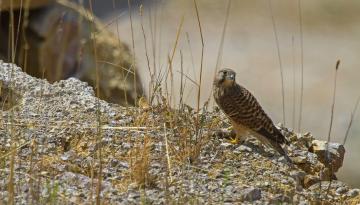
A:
[215,87,241,111]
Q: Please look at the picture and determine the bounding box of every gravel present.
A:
[0,61,359,204]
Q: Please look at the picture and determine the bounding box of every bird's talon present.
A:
[229,138,239,144]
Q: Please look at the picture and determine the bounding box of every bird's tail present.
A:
[275,128,290,145]
[270,140,293,164]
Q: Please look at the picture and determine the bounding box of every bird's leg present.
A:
[214,127,247,144]
[229,129,249,145]
[214,127,238,144]
[228,126,251,145]
[214,127,233,140]
[229,129,239,144]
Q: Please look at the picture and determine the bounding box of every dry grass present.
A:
[129,135,156,188]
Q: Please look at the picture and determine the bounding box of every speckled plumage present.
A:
[213,68,291,162]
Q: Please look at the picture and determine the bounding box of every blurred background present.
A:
[1,0,359,187]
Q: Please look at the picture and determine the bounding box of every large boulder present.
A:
[0,1,143,105]
[309,140,345,173]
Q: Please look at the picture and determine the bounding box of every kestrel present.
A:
[213,68,292,163]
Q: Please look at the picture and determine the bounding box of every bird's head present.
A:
[214,68,236,87]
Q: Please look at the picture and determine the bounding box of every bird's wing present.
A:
[257,125,289,145]
[228,85,288,145]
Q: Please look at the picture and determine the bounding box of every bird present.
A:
[213,68,292,163]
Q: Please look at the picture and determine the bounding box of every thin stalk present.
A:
[163,123,172,182]
[157,0,164,73]
[167,16,184,106]
[14,0,24,58]
[8,1,16,204]
[343,95,360,145]
[87,1,102,204]
[139,5,153,103]
[21,0,30,73]
[193,0,204,142]
[175,70,199,87]
[208,0,232,105]
[298,0,304,132]
[214,0,231,75]
[179,50,184,110]
[268,0,286,126]
[90,162,94,205]
[185,32,196,79]
[113,0,128,105]
[127,0,137,104]
[28,140,36,204]
[164,54,170,104]
[325,60,340,196]
[148,6,157,80]
[291,36,296,129]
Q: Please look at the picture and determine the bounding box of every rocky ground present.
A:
[0,60,359,204]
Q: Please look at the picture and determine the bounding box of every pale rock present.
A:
[239,187,261,201]
[309,140,345,172]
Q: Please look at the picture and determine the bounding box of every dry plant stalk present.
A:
[193,0,204,142]
[343,95,360,145]
[208,0,232,105]
[127,0,137,105]
[214,0,231,77]
[163,123,173,182]
[291,36,296,130]
[139,5,154,103]
[324,59,340,196]
[86,0,103,204]
[167,16,184,107]
[268,0,286,126]
[113,0,128,105]
[7,1,16,204]
[298,0,304,132]
[129,136,155,188]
